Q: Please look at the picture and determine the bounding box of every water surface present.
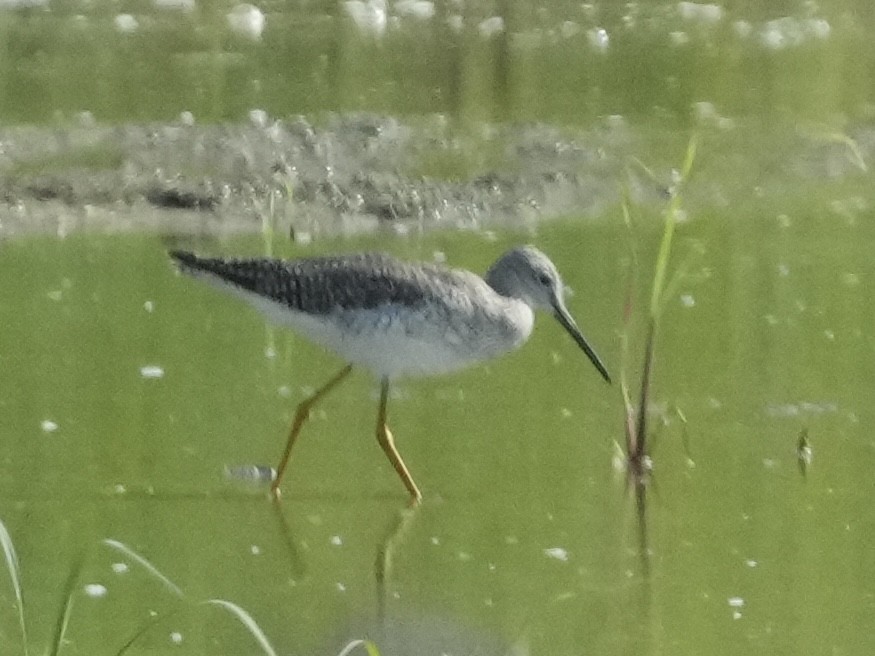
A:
[0,214,873,654]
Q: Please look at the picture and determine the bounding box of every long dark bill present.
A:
[553,302,611,384]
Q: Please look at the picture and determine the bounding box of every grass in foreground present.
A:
[0,518,380,656]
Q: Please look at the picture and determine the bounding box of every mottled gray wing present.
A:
[170,250,465,315]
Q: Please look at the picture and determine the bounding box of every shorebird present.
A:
[170,246,610,503]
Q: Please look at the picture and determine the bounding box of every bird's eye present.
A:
[537,273,551,286]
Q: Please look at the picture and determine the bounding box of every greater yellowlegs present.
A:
[170,246,610,503]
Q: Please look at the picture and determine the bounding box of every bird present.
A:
[169,246,610,503]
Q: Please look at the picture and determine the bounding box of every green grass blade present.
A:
[202,599,278,656]
[0,519,29,656]
[337,639,382,656]
[679,132,699,181]
[102,539,184,598]
[48,552,85,656]
[648,133,698,317]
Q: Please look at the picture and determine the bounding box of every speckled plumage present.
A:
[169,247,610,382]
[171,250,484,315]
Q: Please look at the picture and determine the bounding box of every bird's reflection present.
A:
[375,502,421,623]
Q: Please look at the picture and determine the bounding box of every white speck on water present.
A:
[504,535,518,545]
[335,582,346,592]
[430,536,440,545]
[457,551,473,562]
[343,0,388,38]
[113,484,127,494]
[140,365,165,379]
[432,250,447,263]
[228,4,266,41]
[745,559,758,568]
[560,407,572,418]
[178,111,195,126]
[680,294,695,307]
[777,213,791,228]
[329,535,343,547]
[777,263,790,277]
[764,314,779,326]
[809,18,831,40]
[84,583,107,598]
[225,464,276,483]
[143,300,155,313]
[762,458,777,470]
[40,419,58,433]
[111,562,129,574]
[47,290,63,301]
[544,547,569,561]
[114,13,138,33]
[478,16,504,38]
[728,596,745,607]
[170,631,183,644]
[587,27,609,52]
[732,610,742,620]
[824,329,835,341]
[488,562,496,572]
[265,346,277,359]
[277,385,292,398]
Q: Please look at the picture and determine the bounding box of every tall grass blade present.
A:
[202,599,278,656]
[48,552,85,656]
[102,539,184,598]
[337,639,382,656]
[649,133,698,317]
[0,519,29,656]
[626,133,699,468]
[632,323,656,461]
[618,188,640,456]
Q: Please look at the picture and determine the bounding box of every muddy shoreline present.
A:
[0,113,870,241]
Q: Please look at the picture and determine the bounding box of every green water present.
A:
[0,0,872,125]
[0,213,873,655]
[1,0,875,654]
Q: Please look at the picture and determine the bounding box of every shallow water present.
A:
[0,212,873,654]
[1,0,875,654]
[0,0,871,125]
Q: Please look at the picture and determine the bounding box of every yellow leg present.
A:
[376,378,422,505]
[270,364,353,498]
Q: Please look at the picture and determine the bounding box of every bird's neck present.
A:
[484,269,516,301]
